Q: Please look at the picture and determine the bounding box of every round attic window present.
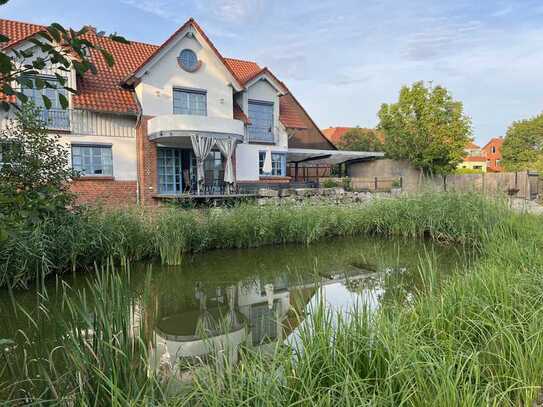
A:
[178,49,200,72]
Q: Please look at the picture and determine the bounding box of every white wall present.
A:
[235,143,288,181]
[136,33,234,119]
[59,135,138,181]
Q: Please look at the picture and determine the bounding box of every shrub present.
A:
[321,178,339,188]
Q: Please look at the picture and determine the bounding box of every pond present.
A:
[0,236,469,386]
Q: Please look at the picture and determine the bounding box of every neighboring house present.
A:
[459,142,487,172]
[482,137,503,172]
[322,127,352,148]
[1,17,365,206]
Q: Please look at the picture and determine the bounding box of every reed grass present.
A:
[0,192,507,288]
[0,264,169,405]
[185,203,543,406]
[1,192,542,405]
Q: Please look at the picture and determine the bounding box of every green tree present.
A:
[378,81,472,174]
[501,113,543,173]
[0,0,127,110]
[0,103,75,226]
[337,127,384,152]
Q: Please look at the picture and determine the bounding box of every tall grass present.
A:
[1,193,542,405]
[0,193,507,288]
[185,204,543,406]
[0,264,169,405]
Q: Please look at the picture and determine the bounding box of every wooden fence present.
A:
[320,172,541,200]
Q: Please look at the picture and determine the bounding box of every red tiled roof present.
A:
[0,18,44,49]
[463,156,486,162]
[279,96,306,129]
[322,127,352,145]
[224,58,261,85]
[466,141,480,150]
[0,17,312,128]
[73,32,158,113]
[482,137,503,151]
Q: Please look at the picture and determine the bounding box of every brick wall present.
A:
[70,178,137,206]
[136,116,158,205]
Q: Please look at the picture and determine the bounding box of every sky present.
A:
[2,0,543,146]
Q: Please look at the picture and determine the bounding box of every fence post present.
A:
[443,175,447,192]
[374,177,378,191]
[400,176,403,192]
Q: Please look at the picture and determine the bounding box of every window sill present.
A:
[73,176,115,181]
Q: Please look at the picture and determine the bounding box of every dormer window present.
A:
[178,49,199,72]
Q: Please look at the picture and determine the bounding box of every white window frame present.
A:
[172,88,207,116]
[71,144,113,177]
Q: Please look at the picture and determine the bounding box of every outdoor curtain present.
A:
[263,147,273,174]
[191,134,215,194]
[216,138,237,193]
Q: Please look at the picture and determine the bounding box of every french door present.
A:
[157,148,184,194]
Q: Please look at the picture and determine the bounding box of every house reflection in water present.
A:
[151,275,295,382]
[149,269,388,383]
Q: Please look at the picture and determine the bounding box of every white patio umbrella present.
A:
[262,147,273,175]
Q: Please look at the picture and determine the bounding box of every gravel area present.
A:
[510,198,543,215]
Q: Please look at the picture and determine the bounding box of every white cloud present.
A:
[120,0,181,22]
[197,0,266,23]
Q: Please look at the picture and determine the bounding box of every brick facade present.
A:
[136,116,159,205]
[482,137,503,172]
[70,178,137,206]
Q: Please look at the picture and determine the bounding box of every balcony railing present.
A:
[0,108,136,138]
[39,108,70,130]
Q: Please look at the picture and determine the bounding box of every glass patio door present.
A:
[157,148,184,194]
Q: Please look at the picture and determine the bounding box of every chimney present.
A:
[83,25,97,33]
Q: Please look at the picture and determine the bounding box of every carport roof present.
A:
[287,148,384,165]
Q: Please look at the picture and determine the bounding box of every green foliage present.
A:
[379,81,472,175]
[3,193,543,405]
[187,201,543,406]
[321,178,338,188]
[0,267,166,404]
[502,113,543,173]
[0,193,507,288]
[337,127,384,152]
[0,103,75,231]
[341,177,352,191]
[0,6,128,111]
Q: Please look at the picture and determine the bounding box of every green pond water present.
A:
[0,237,470,381]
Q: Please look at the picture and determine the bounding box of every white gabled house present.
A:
[0,17,380,205]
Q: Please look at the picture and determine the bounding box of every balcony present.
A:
[147,115,245,144]
[38,108,70,130]
[0,109,136,138]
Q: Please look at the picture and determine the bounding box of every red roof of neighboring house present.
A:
[482,137,503,151]
[465,141,480,150]
[463,156,487,162]
[322,127,352,146]
[0,17,310,129]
